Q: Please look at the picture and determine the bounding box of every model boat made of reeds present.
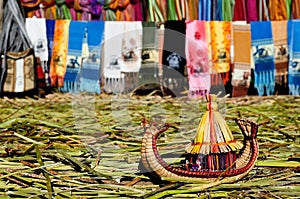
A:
[140,94,259,183]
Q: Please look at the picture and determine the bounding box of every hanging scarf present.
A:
[222,0,234,21]
[288,20,300,95]
[26,18,49,92]
[233,0,246,21]
[232,22,252,97]
[60,21,86,93]
[198,0,211,20]
[120,22,143,92]
[272,21,288,94]
[140,21,158,86]
[286,0,292,20]
[157,23,164,78]
[25,18,48,62]
[162,20,187,96]
[80,21,105,94]
[246,0,258,22]
[292,0,300,19]
[50,20,70,88]
[250,21,275,96]
[258,0,270,21]
[46,19,55,86]
[146,0,167,22]
[269,0,287,20]
[187,0,198,20]
[186,20,210,99]
[209,21,231,86]
[103,21,125,93]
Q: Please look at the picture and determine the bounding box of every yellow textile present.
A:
[210,21,231,74]
[50,20,70,87]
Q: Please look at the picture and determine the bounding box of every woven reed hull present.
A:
[140,119,259,182]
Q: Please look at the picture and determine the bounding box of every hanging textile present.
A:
[246,0,258,22]
[292,0,300,19]
[233,0,246,21]
[186,20,210,99]
[198,0,211,20]
[258,0,270,21]
[0,0,3,35]
[44,2,57,19]
[80,21,104,94]
[268,0,287,20]
[222,0,234,21]
[288,20,300,95]
[286,0,292,20]
[157,23,164,79]
[46,19,55,86]
[26,18,49,94]
[103,21,125,93]
[250,21,275,96]
[25,18,49,63]
[187,0,198,20]
[167,0,178,20]
[50,19,70,88]
[232,22,252,97]
[139,21,158,86]
[211,0,223,21]
[119,22,143,92]
[60,20,86,93]
[272,21,288,94]
[56,0,72,19]
[209,21,231,86]
[162,20,187,96]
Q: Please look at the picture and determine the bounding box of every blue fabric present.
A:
[80,21,105,94]
[288,20,300,95]
[250,21,275,96]
[46,19,55,58]
[61,21,87,93]
[199,0,211,20]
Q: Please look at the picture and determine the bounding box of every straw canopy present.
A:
[185,94,243,155]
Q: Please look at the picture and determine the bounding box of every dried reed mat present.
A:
[0,93,299,198]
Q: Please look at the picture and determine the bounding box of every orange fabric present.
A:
[269,0,287,20]
[50,20,70,87]
[210,21,231,84]
[292,0,300,19]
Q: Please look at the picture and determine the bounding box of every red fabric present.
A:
[233,0,246,21]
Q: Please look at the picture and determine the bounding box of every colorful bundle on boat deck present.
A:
[50,19,70,87]
[25,18,49,90]
[60,20,86,93]
[272,20,288,94]
[185,20,210,99]
[209,21,231,86]
[250,21,275,96]
[80,21,104,94]
[288,20,300,95]
[120,22,143,92]
[232,22,252,97]
[185,94,243,171]
[103,21,125,93]
[139,22,158,86]
[162,20,187,96]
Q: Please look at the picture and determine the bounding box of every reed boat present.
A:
[140,94,259,183]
